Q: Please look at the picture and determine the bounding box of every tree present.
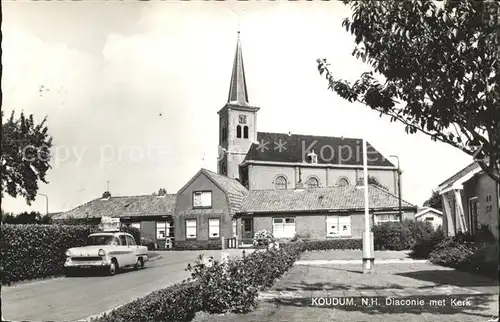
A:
[1,111,53,204]
[318,0,500,183]
[423,190,443,211]
[1,211,52,225]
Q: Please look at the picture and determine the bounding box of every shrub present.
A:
[303,239,362,251]
[429,231,499,279]
[186,255,259,314]
[140,236,157,250]
[120,226,140,244]
[252,229,275,248]
[1,224,95,284]
[410,226,445,259]
[91,281,201,322]
[372,221,415,250]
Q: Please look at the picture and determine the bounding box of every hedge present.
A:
[92,242,305,321]
[91,281,201,322]
[1,224,97,285]
[303,239,362,251]
[372,220,435,251]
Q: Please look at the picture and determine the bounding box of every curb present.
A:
[295,259,429,265]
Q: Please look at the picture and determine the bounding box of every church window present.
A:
[243,126,249,139]
[337,177,350,187]
[306,177,319,188]
[275,176,287,190]
[237,125,242,138]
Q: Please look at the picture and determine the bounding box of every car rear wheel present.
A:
[134,257,144,270]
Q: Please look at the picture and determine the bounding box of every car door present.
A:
[118,234,133,266]
[123,234,137,266]
[126,235,140,262]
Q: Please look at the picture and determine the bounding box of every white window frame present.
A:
[156,222,167,239]
[272,217,296,238]
[326,215,351,237]
[186,219,197,239]
[375,213,399,224]
[208,218,220,238]
[193,191,212,208]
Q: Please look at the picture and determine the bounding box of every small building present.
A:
[174,168,247,250]
[436,162,499,238]
[233,184,416,245]
[415,207,443,230]
[52,189,176,249]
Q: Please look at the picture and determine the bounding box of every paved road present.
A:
[2,249,252,322]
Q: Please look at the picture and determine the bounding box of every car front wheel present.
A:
[107,261,117,276]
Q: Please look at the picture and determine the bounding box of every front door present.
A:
[242,218,253,243]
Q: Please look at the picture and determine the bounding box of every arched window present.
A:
[275,176,287,190]
[306,177,319,188]
[243,126,249,139]
[337,177,350,187]
[236,125,242,138]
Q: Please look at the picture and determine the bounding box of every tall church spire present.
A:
[227,31,249,106]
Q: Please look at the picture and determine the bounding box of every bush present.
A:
[252,229,275,248]
[91,281,201,322]
[372,220,420,250]
[187,242,305,314]
[186,255,259,314]
[428,231,499,278]
[410,226,445,259]
[303,239,362,251]
[140,236,157,250]
[1,224,96,284]
[120,226,140,244]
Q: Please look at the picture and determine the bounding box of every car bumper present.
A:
[64,258,111,268]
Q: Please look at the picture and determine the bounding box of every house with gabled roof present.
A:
[52,189,176,249]
[436,162,499,238]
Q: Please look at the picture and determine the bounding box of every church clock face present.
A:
[238,114,247,124]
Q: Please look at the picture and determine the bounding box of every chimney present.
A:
[102,191,111,199]
[356,177,365,189]
[157,188,167,197]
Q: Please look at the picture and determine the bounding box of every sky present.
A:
[2,1,472,214]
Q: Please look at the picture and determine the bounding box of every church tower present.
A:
[218,32,260,180]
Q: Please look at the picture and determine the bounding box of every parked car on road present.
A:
[64,231,148,276]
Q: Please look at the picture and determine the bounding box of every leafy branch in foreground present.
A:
[318,0,499,183]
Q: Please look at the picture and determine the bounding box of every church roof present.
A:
[243,132,395,167]
[201,169,248,214]
[237,185,415,215]
[227,32,249,106]
[53,194,176,220]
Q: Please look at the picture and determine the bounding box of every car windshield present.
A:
[87,235,118,246]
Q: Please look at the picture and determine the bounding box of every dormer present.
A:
[307,150,318,164]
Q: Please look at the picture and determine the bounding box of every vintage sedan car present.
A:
[64,231,149,276]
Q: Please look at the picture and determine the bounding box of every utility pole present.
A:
[38,194,49,216]
[389,155,402,221]
[362,139,374,274]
